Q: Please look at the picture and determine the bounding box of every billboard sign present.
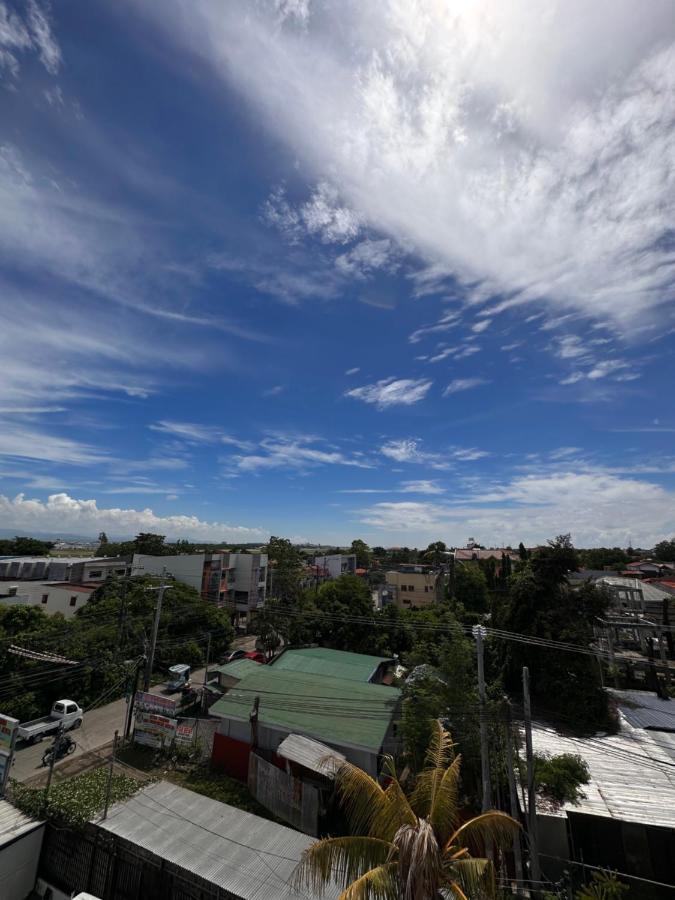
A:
[174,722,195,746]
[0,715,18,753]
[134,691,177,715]
[134,711,177,749]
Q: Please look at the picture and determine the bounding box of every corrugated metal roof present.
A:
[98,781,339,900]
[599,576,672,605]
[270,647,391,683]
[610,688,675,732]
[530,714,675,828]
[0,800,43,846]
[213,659,263,680]
[210,667,400,753]
[277,734,346,777]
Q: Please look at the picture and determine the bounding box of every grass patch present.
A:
[11,766,142,828]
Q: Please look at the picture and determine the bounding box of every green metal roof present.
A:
[212,658,263,680]
[270,647,392,683]
[210,667,400,753]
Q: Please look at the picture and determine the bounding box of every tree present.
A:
[422,541,448,567]
[576,871,629,899]
[0,536,54,556]
[134,532,167,555]
[653,538,675,561]
[531,752,590,807]
[493,536,611,731]
[266,536,303,603]
[451,563,489,613]
[294,576,375,653]
[293,721,518,899]
[350,539,372,568]
[518,542,528,561]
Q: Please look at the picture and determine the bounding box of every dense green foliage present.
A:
[350,539,372,568]
[0,576,233,723]
[11,766,141,827]
[577,547,630,570]
[0,535,54,555]
[653,538,675,561]
[531,752,590,806]
[492,535,612,731]
[575,870,630,899]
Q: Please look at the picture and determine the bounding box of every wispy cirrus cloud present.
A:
[0,0,60,80]
[144,0,675,330]
[443,377,490,396]
[345,377,432,409]
[150,420,253,450]
[232,435,373,472]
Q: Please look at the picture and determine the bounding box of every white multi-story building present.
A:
[0,581,96,618]
[0,556,128,583]
[312,554,357,579]
[132,551,267,617]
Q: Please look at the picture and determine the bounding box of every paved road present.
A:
[11,634,258,782]
[12,668,207,782]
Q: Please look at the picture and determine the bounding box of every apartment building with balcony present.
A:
[132,551,267,618]
[0,556,128,583]
[380,564,444,609]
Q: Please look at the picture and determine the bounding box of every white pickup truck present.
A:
[18,699,83,744]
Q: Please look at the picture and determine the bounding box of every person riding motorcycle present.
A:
[41,733,76,767]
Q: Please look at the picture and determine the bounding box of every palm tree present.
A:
[293,721,518,899]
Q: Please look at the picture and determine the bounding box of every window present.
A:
[88,571,102,579]
[66,703,77,714]
[70,596,77,607]
[400,585,407,592]
[408,584,415,591]
[41,594,49,604]
[424,585,429,592]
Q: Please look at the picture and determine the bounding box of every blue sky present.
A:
[1,0,674,548]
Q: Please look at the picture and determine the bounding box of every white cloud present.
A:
[233,436,372,472]
[358,470,675,546]
[471,319,491,334]
[346,377,432,409]
[345,367,360,375]
[262,384,285,397]
[148,0,675,330]
[0,422,107,465]
[335,239,396,278]
[380,438,487,467]
[409,312,460,344]
[150,421,253,450]
[443,378,490,396]
[0,0,60,80]
[0,492,267,540]
[263,182,361,244]
[380,439,423,463]
[400,480,445,495]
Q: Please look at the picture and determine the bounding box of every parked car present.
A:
[221,649,246,664]
[18,700,83,744]
[244,651,266,664]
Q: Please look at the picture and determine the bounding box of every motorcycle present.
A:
[41,734,77,767]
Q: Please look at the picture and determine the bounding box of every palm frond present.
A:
[371,776,417,841]
[292,836,394,896]
[424,719,456,772]
[333,761,390,835]
[411,721,456,819]
[421,754,462,843]
[395,819,443,900]
[444,857,495,899]
[444,811,520,858]
[339,863,399,900]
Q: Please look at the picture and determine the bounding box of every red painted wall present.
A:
[212,733,251,781]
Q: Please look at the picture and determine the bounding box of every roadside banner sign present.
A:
[134,691,177,715]
[0,715,18,754]
[134,711,177,749]
[0,753,10,789]
[174,722,195,745]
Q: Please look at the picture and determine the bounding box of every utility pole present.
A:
[249,695,260,750]
[473,625,491,813]
[144,574,171,691]
[201,632,212,714]
[522,666,541,885]
[102,730,118,821]
[504,702,525,889]
[124,654,146,742]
